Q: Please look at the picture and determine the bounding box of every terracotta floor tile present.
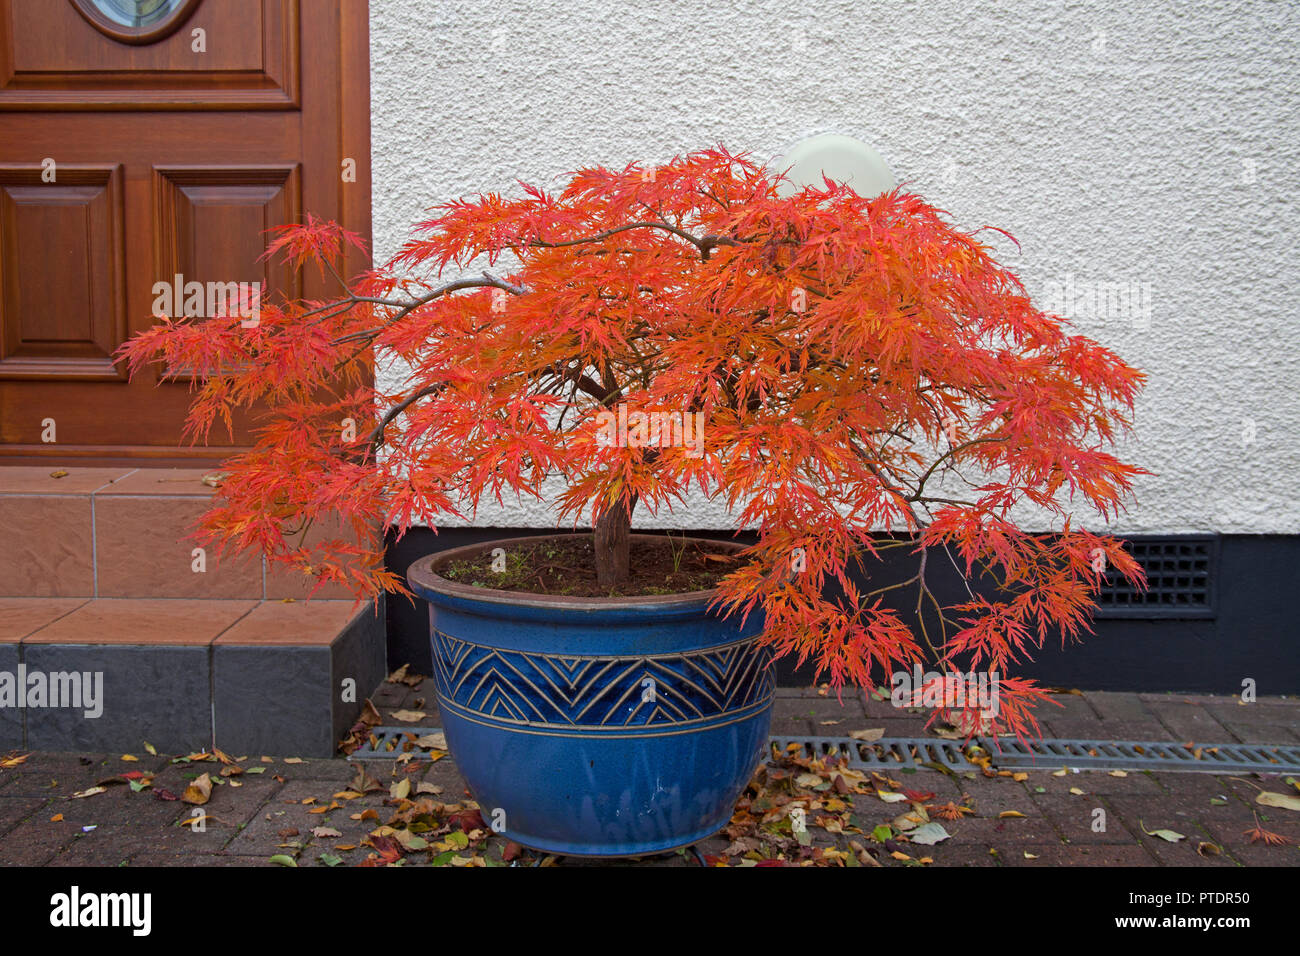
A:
[93,496,262,599]
[0,467,133,495]
[92,468,218,497]
[213,600,367,646]
[22,599,257,646]
[0,598,88,642]
[0,496,93,597]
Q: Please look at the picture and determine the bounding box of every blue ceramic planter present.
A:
[407,535,773,857]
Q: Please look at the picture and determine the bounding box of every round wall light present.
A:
[774,134,896,197]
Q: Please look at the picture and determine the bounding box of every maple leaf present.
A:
[1244,813,1290,846]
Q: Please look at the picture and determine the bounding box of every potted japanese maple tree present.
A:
[119,147,1146,856]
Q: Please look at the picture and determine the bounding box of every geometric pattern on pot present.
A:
[431,631,774,733]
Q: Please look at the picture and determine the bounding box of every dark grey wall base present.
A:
[3,596,388,759]
[384,529,1299,696]
[0,644,26,749]
[214,595,389,758]
[22,645,211,754]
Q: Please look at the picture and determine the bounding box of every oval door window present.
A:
[70,0,201,45]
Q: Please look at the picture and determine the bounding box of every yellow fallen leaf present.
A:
[390,778,411,800]
[1052,769,1069,777]
[1012,772,1028,782]
[889,851,911,861]
[283,757,304,764]
[120,754,138,762]
[1024,851,1039,859]
[308,801,341,815]
[182,773,212,805]
[1069,787,1086,795]
[999,811,1026,818]
[390,710,427,723]
[849,729,885,742]
[50,814,63,822]
[73,786,107,799]
[1256,791,1300,812]
[143,741,157,755]
[1109,770,1128,777]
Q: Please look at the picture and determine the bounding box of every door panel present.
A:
[0,164,126,381]
[0,0,298,110]
[0,0,370,465]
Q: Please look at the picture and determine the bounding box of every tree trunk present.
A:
[594,497,636,591]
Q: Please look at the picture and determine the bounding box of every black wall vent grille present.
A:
[1096,535,1217,619]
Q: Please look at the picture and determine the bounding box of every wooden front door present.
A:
[0,0,370,465]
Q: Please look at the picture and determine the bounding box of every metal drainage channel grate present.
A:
[773,735,1300,774]
[354,729,1300,774]
[979,738,1300,773]
[771,735,971,771]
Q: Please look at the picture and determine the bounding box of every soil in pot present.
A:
[437,535,743,597]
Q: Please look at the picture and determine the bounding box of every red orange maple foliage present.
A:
[118,147,1147,737]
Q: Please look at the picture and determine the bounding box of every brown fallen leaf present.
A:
[1244,812,1290,846]
[182,772,213,805]
[50,813,63,822]
[312,826,343,838]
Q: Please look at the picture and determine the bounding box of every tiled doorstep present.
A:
[0,596,385,757]
[0,465,354,600]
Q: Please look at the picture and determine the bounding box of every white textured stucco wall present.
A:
[368,0,1300,534]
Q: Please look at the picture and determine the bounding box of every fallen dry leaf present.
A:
[182,773,213,805]
[1139,820,1185,843]
[390,710,427,723]
[849,729,885,742]
[1256,791,1300,813]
